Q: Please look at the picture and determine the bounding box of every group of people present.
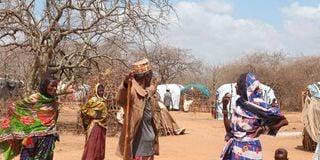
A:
[0,58,161,160]
[0,57,314,160]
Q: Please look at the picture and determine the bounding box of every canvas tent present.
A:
[157,84,183,110]
[215,83,276,120]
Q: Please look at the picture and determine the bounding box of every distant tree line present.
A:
[179,52,320,111]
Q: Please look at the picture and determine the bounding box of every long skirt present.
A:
[133,155,154,160]
[220,138,262,160]
[20,134,56,160]
[82,123,106,160]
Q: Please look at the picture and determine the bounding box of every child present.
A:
[274,148,288,160]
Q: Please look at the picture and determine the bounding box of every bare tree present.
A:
[133,44,202,84]
[0,0,173,94]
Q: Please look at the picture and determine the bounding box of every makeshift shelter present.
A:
[181,83,211,97]
[157,84,184,111]
[215,83,276,120]
[154,101,186,136]
[301,82,320,151]
[180,83,211,112]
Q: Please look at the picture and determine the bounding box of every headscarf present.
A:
[81,83,108,135]
[236,72,285,135]
[94,83,104,99]
[39,75,58,98]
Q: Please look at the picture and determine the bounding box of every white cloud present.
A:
[282,2,320,20]
[161,0,320,64]
[282,2,320,55]
[162,0,283,64]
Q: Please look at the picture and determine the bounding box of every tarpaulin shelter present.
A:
[180,83,212,112]
[215,83,276,120]
[154,101,186,136]
[181,83,211,97]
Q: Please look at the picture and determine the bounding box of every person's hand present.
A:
[146,77,161,96]
[252,126,265,138]
[152,77,161,86]
[124,72,134,87]
[222,93,231,110]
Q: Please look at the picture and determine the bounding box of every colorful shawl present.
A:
[0,93,59,160]
[220,72,286,160]
[81,83,108,138]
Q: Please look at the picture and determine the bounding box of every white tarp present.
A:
[215,83,276,120]
[157,84,183,110]
[307,82,320,100]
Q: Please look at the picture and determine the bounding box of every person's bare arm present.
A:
[271,118,288,131]
[222,93,231,134]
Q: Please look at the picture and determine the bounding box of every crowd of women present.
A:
[0,58,317,160]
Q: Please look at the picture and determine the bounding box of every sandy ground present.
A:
[54,111,314,160]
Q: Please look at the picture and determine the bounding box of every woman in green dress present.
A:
[0,75,60,160]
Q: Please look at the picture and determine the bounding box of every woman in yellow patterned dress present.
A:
[81,83,108,160]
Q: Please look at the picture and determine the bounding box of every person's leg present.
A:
[166,105,170,111]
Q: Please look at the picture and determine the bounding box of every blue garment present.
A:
[220,72,285,160]
[20,135,57,160]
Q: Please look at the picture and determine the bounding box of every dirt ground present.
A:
[53,111,314,160]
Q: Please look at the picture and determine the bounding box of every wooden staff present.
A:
[123,78,132,160]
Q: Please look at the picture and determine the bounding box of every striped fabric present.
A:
[220,73,286,160]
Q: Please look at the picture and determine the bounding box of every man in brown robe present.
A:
[116,58,159,160]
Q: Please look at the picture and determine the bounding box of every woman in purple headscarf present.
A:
[220,72,288,160]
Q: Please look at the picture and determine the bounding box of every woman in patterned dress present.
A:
[81,83,108,160]
[220,72,288,160]
[0,75,60,160]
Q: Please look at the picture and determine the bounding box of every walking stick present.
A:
[123,78,132,160]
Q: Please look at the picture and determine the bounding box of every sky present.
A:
[161,0,320,65]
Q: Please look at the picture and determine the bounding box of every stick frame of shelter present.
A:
[123,79,132,160]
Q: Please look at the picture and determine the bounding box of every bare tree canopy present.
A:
[133,44,202,84]
[0,0,173,94]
